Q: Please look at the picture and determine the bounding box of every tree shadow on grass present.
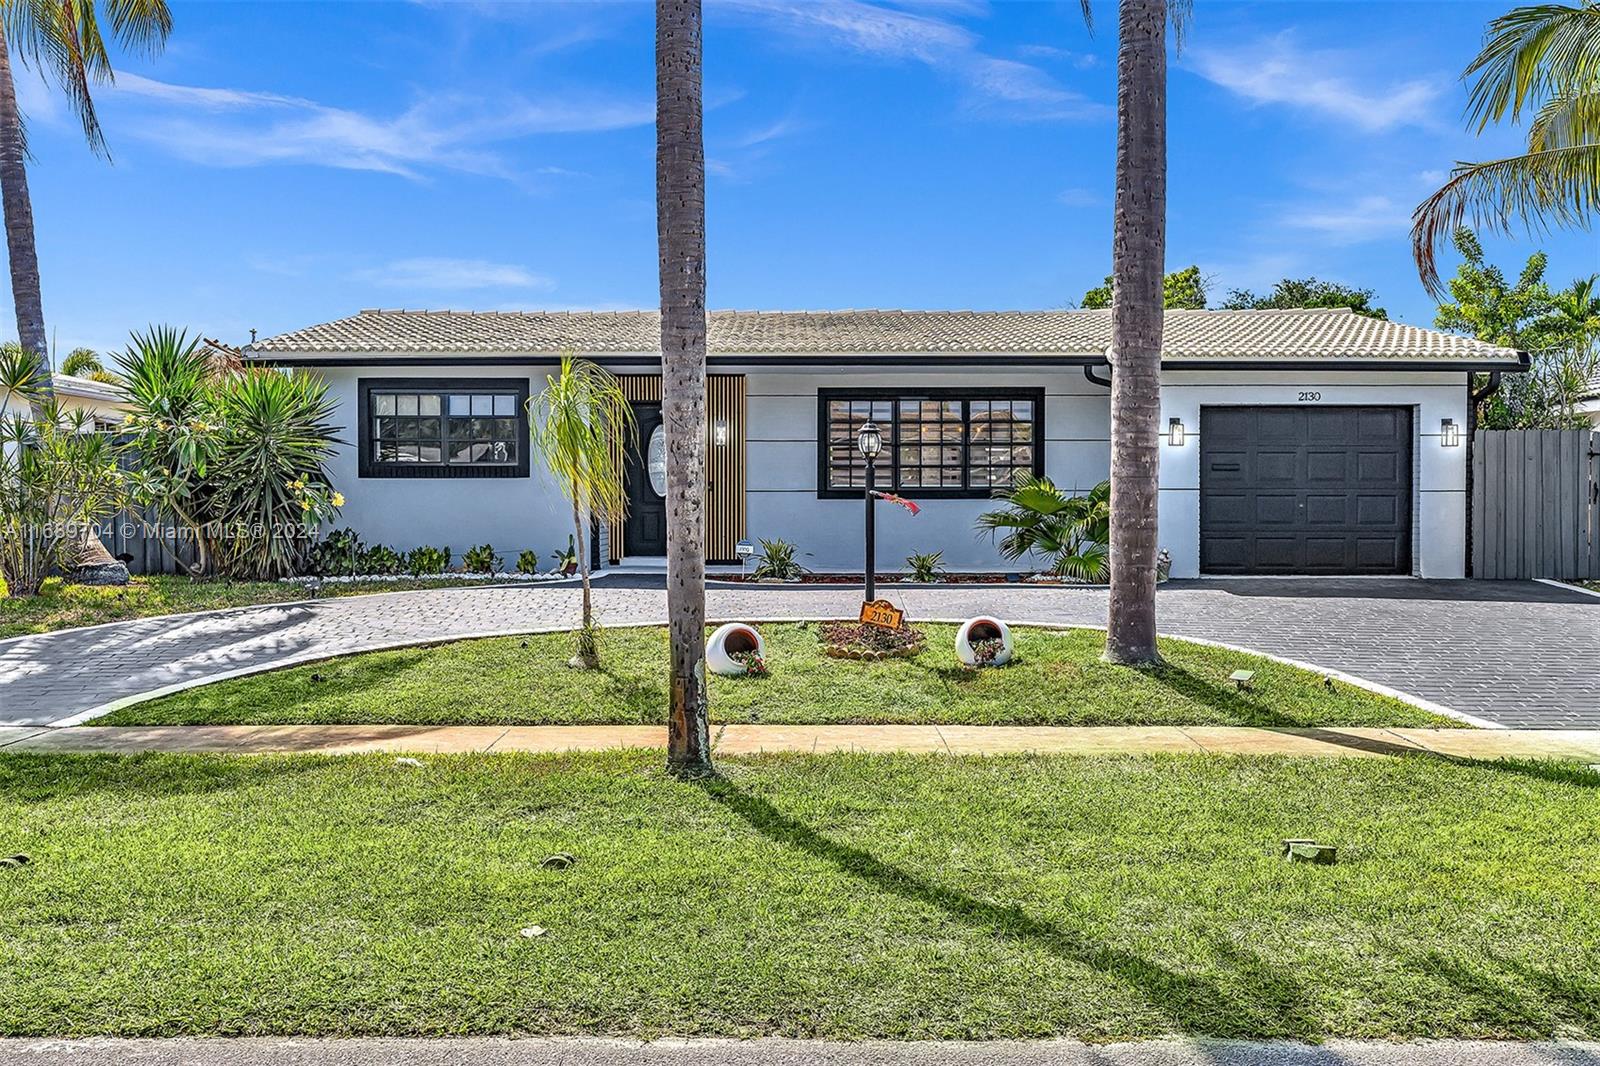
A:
[698,774,1319,1039]
[1141,662,1310,728]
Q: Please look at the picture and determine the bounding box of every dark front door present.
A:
[1200,405,1412,575]
[624,403,668,557]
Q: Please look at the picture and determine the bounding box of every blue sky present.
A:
[10,0,1598,357]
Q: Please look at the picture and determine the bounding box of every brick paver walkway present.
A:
[1,577,1595,729]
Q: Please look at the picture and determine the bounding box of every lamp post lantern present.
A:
[858,419,883,601]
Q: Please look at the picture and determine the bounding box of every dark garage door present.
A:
[1200,406,1413,575]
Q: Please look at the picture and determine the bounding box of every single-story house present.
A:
[0,373,130,429]
[245,307,1526,579]
[1581,369,1600,428]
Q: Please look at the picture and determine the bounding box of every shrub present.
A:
[751,538,808,581]
[359,544,404,575]
[516,549,543,575]
[0,349,129,597]
[976,475,1110,582]
[307,529,363,576]
[407,545,451,575]
[904,550,945,582]
[463,543,501,574]
[550,534,578,574]
[118,327,344,580]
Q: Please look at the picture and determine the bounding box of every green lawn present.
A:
[97,624,1456,729]
[1,750,1595,1039]
[0,575,516,640]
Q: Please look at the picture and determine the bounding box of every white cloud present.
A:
[352,258,554,291]
[1281,194,1411,244]
[1056,187,1100,207]
[1018,43,1099,69]
[1186,33,1444,132]
[716,0,1108,121]
[105,72,651,179]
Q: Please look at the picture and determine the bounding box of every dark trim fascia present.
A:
[256,353,1531,373]
[815,386,1046,501]
[252,353,1106,369]
[1162,355,1531,372]
[357,376,531,479]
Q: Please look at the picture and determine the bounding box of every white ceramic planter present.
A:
[955,617,1014,668]
[707,623,766,676]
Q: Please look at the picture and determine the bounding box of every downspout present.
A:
[1464,369,1505,577]
[1083,364,1112,388]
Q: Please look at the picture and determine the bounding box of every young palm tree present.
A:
[0,0,174,386]
[978,476,1111,581]
[1083,0,1187,665]
[529,354,635,669]
[1412,1,1600,294]
[656,0,712,776]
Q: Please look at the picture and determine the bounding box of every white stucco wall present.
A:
[306,358,1472,579]
[1158,370,1469,579]
[738,364,1108,571]
[312,363,575,563]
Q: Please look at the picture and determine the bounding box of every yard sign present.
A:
[859,599,904,629]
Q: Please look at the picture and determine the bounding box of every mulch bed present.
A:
[818,621,928,660]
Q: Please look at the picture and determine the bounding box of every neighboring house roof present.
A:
[249,306,1527,368]
[51,373,130,407]
[1583,368,1600,401]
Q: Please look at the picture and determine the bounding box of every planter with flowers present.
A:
[708,623,768,676]
[955,617,1014,668]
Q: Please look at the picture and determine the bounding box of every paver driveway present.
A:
[1,577,1595,729]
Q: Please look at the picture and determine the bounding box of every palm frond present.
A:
[1464,1,1600,132]
[1412,143,1600,296]
[529,354,636,525]
[1529,84,1600,149]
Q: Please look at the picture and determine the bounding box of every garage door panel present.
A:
[1355,494,1400,526]
[1305,494,1351,524]
[1200,406,1411,575]
[1253,538,1301,569]
[1257,409,1303,439]
[1254,494,1299,525]
[1306,450,1349,481]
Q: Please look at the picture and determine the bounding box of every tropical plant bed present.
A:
[93,623,1460,729]
[1,750,1595,1039]
[0,575,508,640]
[717,572,1029,584]
[818,620,927,659]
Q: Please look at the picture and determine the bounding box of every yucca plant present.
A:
[118,326,343,579]
[976,475,1111,582]
[0,347,127,596]
[204,368,342,579]
[529,354,634,668]
[751,538,808,581]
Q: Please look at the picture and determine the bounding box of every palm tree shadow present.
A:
[698,774,1318,1038]
[1143,663,1313,728]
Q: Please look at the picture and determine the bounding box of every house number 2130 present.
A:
[1297,391,1322,402]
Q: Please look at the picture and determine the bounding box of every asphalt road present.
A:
[0,1039,1596,1065]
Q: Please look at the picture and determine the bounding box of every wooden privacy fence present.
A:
[1471,429,1600,580]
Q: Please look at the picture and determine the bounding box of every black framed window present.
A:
[359,378,530,478]
[817,388,1043,498]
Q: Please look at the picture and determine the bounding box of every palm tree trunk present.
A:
[0,27,50,397]
[571,487,599,668]
[1104,0,1166,665]
[656,0,712,776]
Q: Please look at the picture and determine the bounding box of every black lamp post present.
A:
[858,419,883,601]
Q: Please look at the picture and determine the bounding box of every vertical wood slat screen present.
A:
[609,374,745,564]
[1471,429,1599,579]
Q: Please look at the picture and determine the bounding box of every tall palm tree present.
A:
[529,354,635,669]
[1412,1,1600,295]
[0,0,173,389]
[1084,0,1187,665]
[655,0,712,776]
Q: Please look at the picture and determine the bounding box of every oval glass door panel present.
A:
[647,425,667,497]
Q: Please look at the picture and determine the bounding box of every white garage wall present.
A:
[1158,370,1470,579]
[738,364,1110,571]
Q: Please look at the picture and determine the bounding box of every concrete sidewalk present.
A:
[4,723,1600,759]
[0,1037,1596,1066]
